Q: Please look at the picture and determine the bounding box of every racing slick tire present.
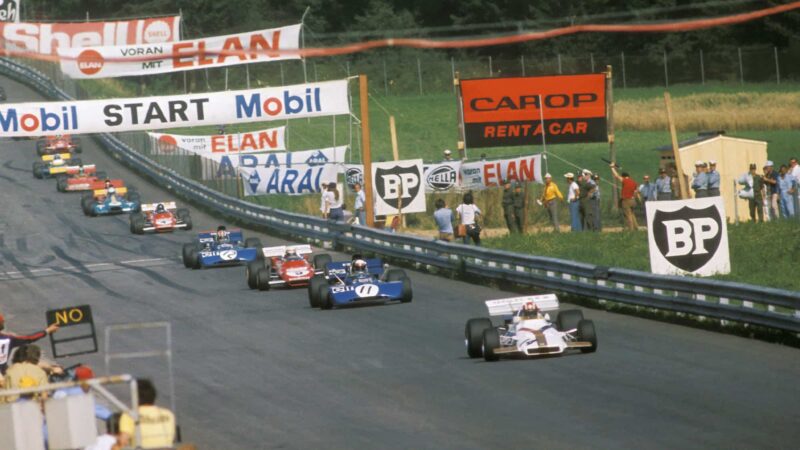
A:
[36,140,45,155]
[246,260,265,289]
[577,320,598,354]
[127,192,141,204]
[384,269,407,282]
[312,254,332,270]
[308,276,326,308]
[130,214,145,234]
[95,171,108,180]
[256,267,272,291]
[32,162,44,178]
[556,309,584,332]
[182,243,195,268]
[81,196,92,216]
[245,238,263,260]
[176,209,193,231]
[465,318,492,358]
[319,285,332,310]
[190,249,202,270]
[56,175,68,192]
[88,201,98,217]
[400,277,413,303]
[482,328,501,362]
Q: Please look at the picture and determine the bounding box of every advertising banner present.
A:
[371,159,426,215]
[646,197,730,277]
[59,23,301,79]
[0,79,350,137]
[149,126,286,156]
[237,146,346,195]
[0,16,181,55]
[343,164,364,192]
[422,161,461,193]
[0,0,19,23]
[459,154,543,190]
[459,73,607,148]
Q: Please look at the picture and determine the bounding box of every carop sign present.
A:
[59,24,301,79]
[0,16,181,55]
[459,73,607,148]
[0,79,350,137]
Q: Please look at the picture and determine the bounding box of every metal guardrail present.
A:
[2,57,798,334]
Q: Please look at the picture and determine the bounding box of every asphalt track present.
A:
[1,74,799,450]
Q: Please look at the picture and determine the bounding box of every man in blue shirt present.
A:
[777,164,795,218]
[691,161,708,198]
[707,160,721,197]
[433,198,454,241]
[638,175,657,202]
[655,168,672,200]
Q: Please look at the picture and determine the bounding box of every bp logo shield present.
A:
[375,165,421,210]
[652,204,723,273]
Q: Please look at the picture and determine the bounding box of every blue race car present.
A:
[83,186,140,216]
[307,255,412,309]
[181,227,263,270]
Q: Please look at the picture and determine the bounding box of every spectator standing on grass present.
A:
[565,173,581,231]
[433,198,454,241]
[353,183,366,225]
[120,379,176,449]
[762,161,779,220]
[456,192,482,246]
[0,312,58,375]
[638,175,657,203]
[777,164,795,218]
[691,161,708,198]
[324,182,344,222]
[592,174,602,231]
[739,163,765,223]
[578,170,597,232]
[610,164,640,231]
[789,157,800,184]
[539,173,563,232]
[512,182,525,234]
[501,180,518,234]
[442,149,453,162]
[655,168,672,200]
[707,160,721,197]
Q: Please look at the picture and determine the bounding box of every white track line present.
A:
[119,258,168,264]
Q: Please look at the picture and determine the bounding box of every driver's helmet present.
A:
[77,165,85,174]
[107,186,116,195]
[104,179,112,188]
[351,259,368,275]
[521,301,540,319]
[284,248,297,259]
[215,226,228,242]
[155,203,166,213]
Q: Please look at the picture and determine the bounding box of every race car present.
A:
[307,255,412,309]
[36,135,82,156]
[82,185,140,216]
[54,165,107,192]
[181,227,263,270]
[464,294,597,362]
[246,244,331,290]
[129,202,192,234]
[66,175,120,193]
[32,153,82,179]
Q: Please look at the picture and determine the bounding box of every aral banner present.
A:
[59,24,301,79]
[460,154,543,190]
[372,159,426,215]
[0,16,181,55]
[0,79,350,137]
[237,146,347,195]
[0,0,19,23]
[149,126,286,156]
[459,73,607,148]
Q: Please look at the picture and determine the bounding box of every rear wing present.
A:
[197,229,244,244]
[261,244,312,258]
[49,164,95,175]
[41,153,72,162]
[141,202,177,212]
[325,258,384,277]
[484,294,560,316]
[93,186,128,197]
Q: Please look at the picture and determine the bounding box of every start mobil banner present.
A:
[0,16,181,55]
[59,23,301,79]
[237,146,346,195]
[460,154,543,190]
[0,79,350,137]
[459,74,607,148]
[149,126,286,156]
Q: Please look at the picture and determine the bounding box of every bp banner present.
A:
[422,161,461,193]
[459,154,543,190]
[459,73,607,148]
[149,126,286,156]
[372,159,426,215]
[0,79,349,137]
[646,197,730,277]
[59,24,301,79]
[237,146,347,195]
[0,0,19,22]
[0,16,181,55]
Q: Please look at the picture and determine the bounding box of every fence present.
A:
[2,56,798,336]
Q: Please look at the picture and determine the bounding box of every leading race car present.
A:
[181,227,263,270]
[82,184,141,216]
[307,255,412,309]
[245,244,330,290]
[129,202,192,234]
[464,294,597,362]
[32,153,82,179]
[36,134,82,156]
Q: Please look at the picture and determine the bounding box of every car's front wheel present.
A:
[465,318,492,358]
[482,328,501,362]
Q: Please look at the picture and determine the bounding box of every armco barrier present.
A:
[2,57,798,334]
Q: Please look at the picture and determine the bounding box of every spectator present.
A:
[691,160,708,198]
[564,173,581,232]
[479,153,487,161]
[456,192,482,246]
[638,175,657,203]
[777,164,795,218]
[433,198,454,241]
[52,365,112,421]
[790,157,800,184]
[4,344,49,403]
[539,173,564,232]
[655,168,672,200]
[86,413,129,450]
[0,312,58,375]
[501,180,518,234]
[119,379,176,449]
[578,170,597,231]
[610,164,640,231]
[442,149,453,161]
[352,183,366,225]
[384,214,399,233]
[324,182,344,222]
[762,161,779,220]
[739,163,765,222]
[512,182,525,233]
[707,160,721,197]
[592,174,602,232]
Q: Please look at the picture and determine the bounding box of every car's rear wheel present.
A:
[556,309,584,332]
[400,277,413,303]
[191,250,201,270]
[577,320,597,353]
[56,175,68,192]
[312,254,332,270]
[319,285,332,310]
[32,162,43,179]
[246,260,264,289]
[176,208,193,231]
[465,318,492,358]
[482,328,501,362]
[256,267,272,291]
[308,276,326,308]
[81,196,93,216]
[384,268,407,282]
[182,243,195,268]
[127,192,140,204]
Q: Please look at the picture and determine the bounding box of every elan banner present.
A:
[459,154,543,190]
[148,126,286,156]
[59,23,301,79]
[237,146,346,195]
[0,79,350,137]
[459,73,607,148]
[0,16,182,55]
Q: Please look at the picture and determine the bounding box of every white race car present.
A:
[464,294,597,361]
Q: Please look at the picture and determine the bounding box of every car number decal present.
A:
[354,284,379,298]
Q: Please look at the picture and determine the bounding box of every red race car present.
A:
[53,165,105,191]
[63,174,119,193]
[246,245,331,291]
[129,202,193,234]
[36,135,82,156]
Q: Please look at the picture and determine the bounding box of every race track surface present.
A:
[1,75,798,450]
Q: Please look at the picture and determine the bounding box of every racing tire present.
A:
[384,269,407,282]
[127,192,141,203]
[244,237,262,248]
[308,276,326,308]
[176,209,193,231]
[319,285,332,310]
[400,277,413,303]
[482,328,501,362]
[70,158,82,166]
[95,171,107,180]
[88,201,98,217]
[312,254,332,270]
[130,214,145,234]
[127,186,138,194]
[32,162,44,179]
[577,320,598,353]
[81,196,93,216]
[182,243,195,268]
[56,175,68,192]
[556,310,584,332]
[182,214,193,231]
[256,268,272,291]
[36,140,45,154]
[465,318,492,358]
[246,260,265,289]
[190,250,202,270]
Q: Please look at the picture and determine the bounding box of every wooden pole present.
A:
[454,72,467,160]
[606,65,618,211]
[664,92,688,199]
[360,75,375,228]
[389,116,399,162]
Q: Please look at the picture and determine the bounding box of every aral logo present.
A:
[375,165,421,209]
[247,170,261,193]
[77,49,104,76]
[305,150,328,166]
[426,165,456,191]
[653,205,722,272]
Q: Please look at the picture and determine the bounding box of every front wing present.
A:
[328,280,404,306]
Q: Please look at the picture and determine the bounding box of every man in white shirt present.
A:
[353,183,366,225]
[564,173,581,232]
